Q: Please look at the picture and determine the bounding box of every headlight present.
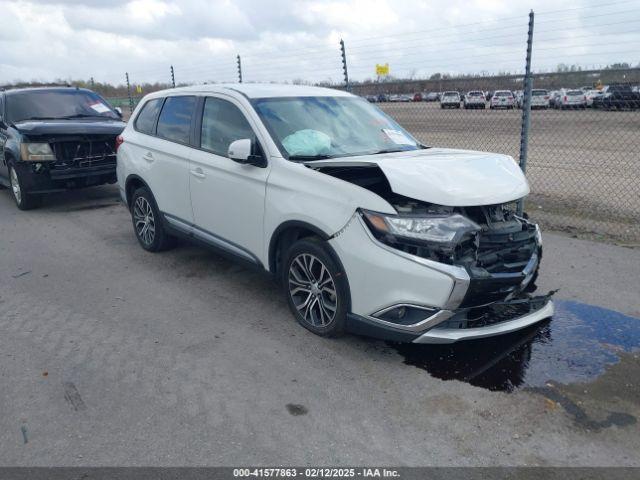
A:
[362,209,480,244]
[20,143,56,162]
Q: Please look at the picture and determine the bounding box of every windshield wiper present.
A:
[59,114,114,120]
[288,154,335,161]
[18,116,61,121]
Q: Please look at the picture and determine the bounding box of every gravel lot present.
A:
[379,102,640,242]
[1,186,639,466]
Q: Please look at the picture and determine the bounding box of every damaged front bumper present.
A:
[334,212,553,343]
[346,294,554,344]
[412,295,554,344]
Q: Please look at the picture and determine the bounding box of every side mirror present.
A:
[114,107,123,118]
[228,138,267,168]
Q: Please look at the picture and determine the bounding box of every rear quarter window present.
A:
[134,98,163,135]
[156,96,196,144]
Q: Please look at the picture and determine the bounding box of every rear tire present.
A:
[130,186,176,252]
[282,237,349,338]
[9,165,41,210]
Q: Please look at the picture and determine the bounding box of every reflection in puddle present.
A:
[389,300,640,392]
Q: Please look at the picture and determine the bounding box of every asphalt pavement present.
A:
[0,185,638,466]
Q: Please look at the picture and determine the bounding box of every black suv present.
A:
[0,87,126,209]
[592,84,640,110]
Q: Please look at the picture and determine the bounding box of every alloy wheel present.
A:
[288,253,338,327]
[10,168,21,205]
[133,196,156,246]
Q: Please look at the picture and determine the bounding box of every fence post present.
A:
[125,72,134,114]
[340,39,350,91]
[170,65,176,88]
[237,55,243,83]
[517,10,535,216]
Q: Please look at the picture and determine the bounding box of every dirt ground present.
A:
[379,102,640,243]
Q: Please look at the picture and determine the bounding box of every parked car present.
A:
[529,89,551,109]
[413,92,423,102]
[548,90,561,108]
[377,93,389,103]
[117,84,550,343]
[489,90,515,109]
[440,91,461,108]
[592,84,640,110]
[365,95,378,103]
[585,90,603,107]
[424,92,439,102]
[553,89,586,109]
[0,87,125,210]
[389,94,412,103]
[463,91,486,109]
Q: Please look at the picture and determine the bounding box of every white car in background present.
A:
[490,90,515,109]
[529,89,551,109]
[117,83,550,344]
[553,89,587,109]
[463,91,486,109]
[585,89,603,107]
[440,91,461,108]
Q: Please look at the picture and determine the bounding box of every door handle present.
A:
[143,152,154,163]
[190,168,206,179]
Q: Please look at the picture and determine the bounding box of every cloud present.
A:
[0,0,637,86]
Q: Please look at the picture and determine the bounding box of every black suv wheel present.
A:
[9,165,41,210]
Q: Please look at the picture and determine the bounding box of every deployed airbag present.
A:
[282,129,331,156]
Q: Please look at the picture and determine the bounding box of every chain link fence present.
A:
[103,6,639,244]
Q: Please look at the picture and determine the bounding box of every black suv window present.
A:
[5,90,119,123]
[135,98,163,135]
[201,97,255,156]
[156,96,196,144]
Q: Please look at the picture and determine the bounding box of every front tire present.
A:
[9,165,41,210]
[130,186,176,252]
[282,238,349,337]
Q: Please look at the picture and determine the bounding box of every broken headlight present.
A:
[362,209,480,245]
[20,143,56,162]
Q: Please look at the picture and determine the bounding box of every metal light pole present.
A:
[237,55,243,83]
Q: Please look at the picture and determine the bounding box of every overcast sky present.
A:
[1,0,638,86]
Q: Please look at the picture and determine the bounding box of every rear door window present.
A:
[156,96,196,144]
[200,97,256,157]
[134,98,163,135]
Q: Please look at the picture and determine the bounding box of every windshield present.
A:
[6,90,119,123]
[252,96,423,159]
[495,91,512,97]
[532,90,547,96]
[566,90,583,95]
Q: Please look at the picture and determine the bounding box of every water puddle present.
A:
[389,300,640,392]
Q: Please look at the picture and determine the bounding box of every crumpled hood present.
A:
[14,119,126,137]
[308,147,529,206]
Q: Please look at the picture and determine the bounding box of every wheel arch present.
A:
[124,174,151,208]
[268,220,331,275]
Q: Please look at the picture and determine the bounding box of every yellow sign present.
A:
[136,85,142,94]
[376,63,389,76]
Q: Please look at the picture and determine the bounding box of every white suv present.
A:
[117,84,553,344]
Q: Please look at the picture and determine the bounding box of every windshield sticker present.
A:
[89,102,111,114]
[382,129,414,146]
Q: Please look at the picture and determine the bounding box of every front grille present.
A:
[436,295,550,330]
[50,137,117,170]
